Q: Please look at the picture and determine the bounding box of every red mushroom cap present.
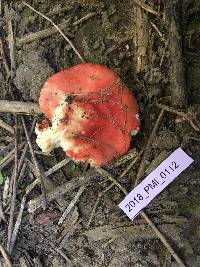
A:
[35,63,140,166]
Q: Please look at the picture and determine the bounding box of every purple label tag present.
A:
[118,148,194,220]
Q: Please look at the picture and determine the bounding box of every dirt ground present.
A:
[0,0,200,266]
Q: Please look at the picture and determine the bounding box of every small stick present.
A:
[0,243,13,267]
[118,149,143,180]
[0,118,14,135]
[157,103,200,132]
[0,142,25,170]
[23,2,84,63]
[150,21,167,44]
[0,37,10,75]
[0,197,6,222]
[16,20,74,46]
[135,109,165,186]
[87,183,113,228]
[58,186,85,225]
[98,167,186,267]
[133,0,160,16]
[95,167,127,195]
[17,12,96,47]
[7,118,18,253]
[160,40,169,67]
[21,117,47,209]
[0,100,41,114]
[44,158,71,178]
[5,4,16,77]
[17,118,37,175]
[10,196,26,252]
[25,158,71,195]
[27,172,92,213]
[3,176,10,206]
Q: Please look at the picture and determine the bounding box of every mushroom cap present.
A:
[36,63,140,165]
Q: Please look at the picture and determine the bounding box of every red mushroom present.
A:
[35,63,140,166]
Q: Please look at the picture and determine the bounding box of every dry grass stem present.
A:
[27,172,92,213]
[0,243,13,267]
[0,142,25,170]
[157,103,200,131]
[17,12,96,47]
[118,149,143,179]
[7,118,18,253]
[5,4,15,76]
[44,158,71,178]
[0,37,10,75]
[23,2,84,63]
[58,186,85,225]
[0,197,6,222]
[87,183,113,228]
[111,148,138,167]
[0,119,14,135]
[21,117,47,209]
[10,196,26,252]
[150,21,167,44]
[96,167,127,195]
[17,118,37,175]
[133,0,160,16]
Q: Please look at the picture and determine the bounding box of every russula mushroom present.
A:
[35,63,140,166]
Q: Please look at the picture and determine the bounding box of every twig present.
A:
[87,183,113,228]
[0,142,25,170]
[157,103,200,132]
[118,149,143,180]
[25,158,71,197]
[23,2,84,63]
[44,158,71,178]
[17,12,96,47]
[133,0,160,16]
[17,118,37,175]
[0,118,14,135]
[150,21,167,44]
[58,186,85,225]
[10,196,26,252]
[110,148,138,167]
[95,167,127,195]
[21,116,47,209]
[97,167,186,267]
[59,219,82,249]
[7,118,18,253]
[27,171,93,213]
[0,197,6,222]
[0,100,40,114]
[16,20,74,46]
[0,243,13,267]
[135,109,165,186]
[5,4,16,77]
[0,37,10,75]
[160,40,169,67]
